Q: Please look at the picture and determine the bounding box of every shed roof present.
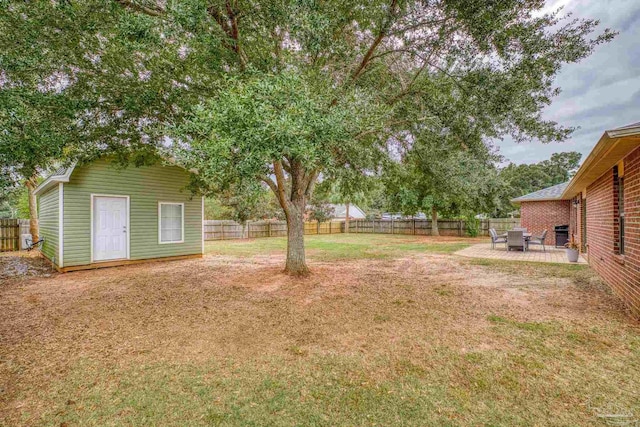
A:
[33,164,76,196]
[511,182,569,203]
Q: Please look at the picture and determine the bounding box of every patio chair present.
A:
[507,230,526,252]
[527,230,548,252]
[489,228,507,250]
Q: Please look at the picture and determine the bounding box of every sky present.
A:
[495,0,640,165]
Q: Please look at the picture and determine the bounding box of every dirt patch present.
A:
[0,251,54,282]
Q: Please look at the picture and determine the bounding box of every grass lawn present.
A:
[205,233,478,259]
[1,235,639,426]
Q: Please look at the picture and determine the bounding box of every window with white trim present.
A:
[159,202,184,243]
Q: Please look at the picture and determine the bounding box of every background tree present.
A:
[385,133,503,234]
[220,183,284,236]
[1,1,613,275]
[307,201,335,224]
[360,178,395,218]
[205,187,282,221]
[313,175,383,232]
[0,184,29,219]
[496,151,582,216]
[204,198,234,222]
[539,152,582,183]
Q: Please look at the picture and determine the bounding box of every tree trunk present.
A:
[345,202,350,233]
[264,159,318,276]
[25,177,39,243]
[285,202,309,276]
[431,206,439,237]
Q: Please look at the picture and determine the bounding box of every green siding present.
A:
[38,185,59,265]
[63,159,202,267]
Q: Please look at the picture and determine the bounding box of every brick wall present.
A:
[570,196,579,246]
[569,196,587,252]
[520,200,571,242]
[586,146,640,318]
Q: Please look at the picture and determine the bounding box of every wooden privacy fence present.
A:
[479,218,521,236]
[352,219,463,236]
[349,218,519,236]
[203,220,345,241]
[204,218,520,241]
[0,219,30,251]
[0,218,520,249]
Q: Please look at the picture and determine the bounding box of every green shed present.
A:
[34,159,204,272]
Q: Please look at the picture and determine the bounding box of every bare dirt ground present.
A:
[0,251,53,281]
[0,241,638,426]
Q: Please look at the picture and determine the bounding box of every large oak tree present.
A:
[1,0,613,274]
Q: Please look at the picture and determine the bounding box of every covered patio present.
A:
[455,243,587,264]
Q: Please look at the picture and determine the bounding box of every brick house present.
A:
[512,182,571,238]
[512,122,640,317]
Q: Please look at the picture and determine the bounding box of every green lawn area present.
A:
[205,233,478,260]
[2,235,639,426]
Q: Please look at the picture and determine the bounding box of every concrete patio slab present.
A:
[455,242,587,264]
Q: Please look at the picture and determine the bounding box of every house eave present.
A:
[607,124,640,139]
[561,128,640,199]
[511,197,567,204]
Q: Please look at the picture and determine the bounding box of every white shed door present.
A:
[93,196,128,261]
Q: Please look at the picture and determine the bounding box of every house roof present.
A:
[511,182,569,203]
[330,204,366,218]
[612,121,640,131]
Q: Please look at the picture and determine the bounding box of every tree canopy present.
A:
[385,135,504,225]
[0,0,614,274]
[495,151,582,216]
[204,183,284,222]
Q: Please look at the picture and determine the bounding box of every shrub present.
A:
[466,217,480,237]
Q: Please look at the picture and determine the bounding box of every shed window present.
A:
[159,203,184,244]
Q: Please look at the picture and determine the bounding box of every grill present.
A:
[554,225,569,248]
